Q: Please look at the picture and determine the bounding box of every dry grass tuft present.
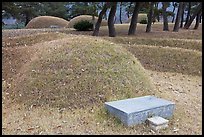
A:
[26,16,69,29]
[67,15,107,28]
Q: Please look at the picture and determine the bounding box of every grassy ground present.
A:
[2,23,202,40]
[123,44,202,76]
[104,37,202,51]
[2,23,202,135]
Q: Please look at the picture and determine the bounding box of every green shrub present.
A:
[73,20,93,31]
[139,19,147,24]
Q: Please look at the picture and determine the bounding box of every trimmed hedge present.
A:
[74,20,93,31]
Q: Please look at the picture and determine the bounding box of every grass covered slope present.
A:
[124,45,202,76]
[10,36,156,109]
[104,37,202,51]
[2,32,68,48]
[25,16,69,29]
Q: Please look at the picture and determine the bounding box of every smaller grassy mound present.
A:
[126,14,148,23]
[67,15,107,28]
[2,32,68,47]
[104,37,202,51]
[26,16,69,29]
[10,36,156,109]
[123,44,202,76]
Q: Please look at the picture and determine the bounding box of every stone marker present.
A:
[147,116,169,131]
[104,96,175,126]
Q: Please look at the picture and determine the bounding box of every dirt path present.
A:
[147,70,202,135]
[2,70,202,135]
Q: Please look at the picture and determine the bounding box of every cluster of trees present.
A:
[93,2,202,36]
[2,2,202,37]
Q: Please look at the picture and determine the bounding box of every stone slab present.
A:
[148,116,169,131]
[104,96,175,126]
[147,116,169,126]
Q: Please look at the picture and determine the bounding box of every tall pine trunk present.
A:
[92,2,96,30]
[25,11,31,26]
[92,3,109,36]
[184,2,191,26]
[180,3,185,28]
[146,2,154,32]
[200,13,202,23]
[172,2,176,23]
[162,2,169,31]
[128,2,141,35]
[155,3,160,22]
[184,3,202,29]
[173,2,183,32]
[127,2,133,18]
[119,2,123,24]
[108,2,117,37]
[194,10,202,29]
[199,13,202,23]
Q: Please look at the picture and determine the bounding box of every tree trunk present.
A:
[180,2,186,28]
[128,2,141,35]
[146,2,154,32]
[162,2,169,31]
[199,13,202,23]
[172,2,176,23]
[104,12,107,20]
[119,2,123,24]
[25,12,31,26]
[127,2,133,18]
[92,3,109,36]
[92,2,96,30]
[184,3,202,29]
[194,10,202,29]
[108,2,117,37]
[173,2,183,32]
[155,2,160,22]
[184,2,191,26]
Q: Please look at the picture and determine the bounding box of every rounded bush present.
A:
[140,19,147,24]
[73,20,93,31]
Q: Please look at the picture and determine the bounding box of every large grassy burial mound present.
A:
[25,16,69,29]
[67,15,107,28]
[10,35,156,109]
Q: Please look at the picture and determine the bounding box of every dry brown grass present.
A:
[2,32,68,48]
[97,24,202,39]
[26,16,69,29]
[67,15,107,28]
[2,70,202,135]
[104,36,202,51]
[3,23,202,40]
[122,44,202,76]
[2,23,202,135]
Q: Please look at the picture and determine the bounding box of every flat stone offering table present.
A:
[104,96,175,126]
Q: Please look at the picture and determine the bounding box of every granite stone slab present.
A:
[104,96,175,126]
[148,116,169,131]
